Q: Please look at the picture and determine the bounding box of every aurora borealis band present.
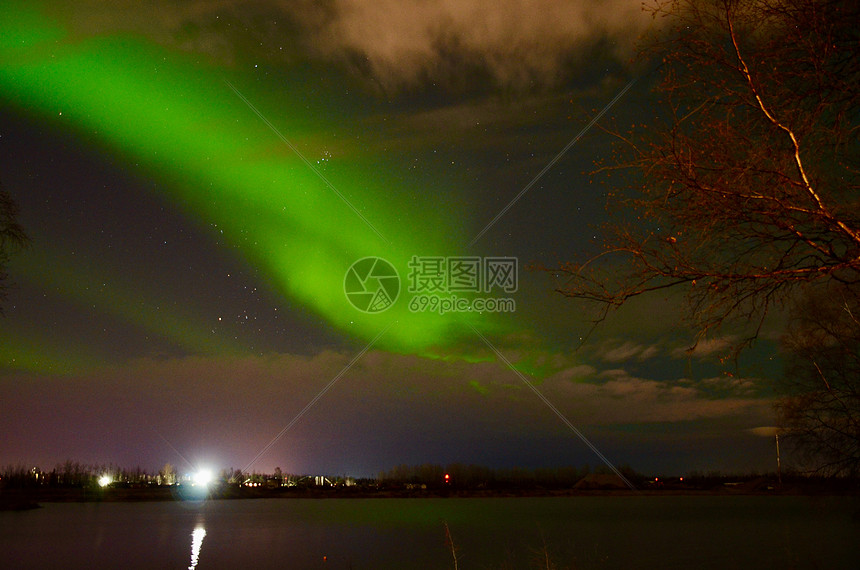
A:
[1,1,500,358]
[2,1,781,476]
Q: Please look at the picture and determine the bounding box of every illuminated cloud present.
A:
[593,339,661,363]
[697,375,762,397]
[545,367,770,424]
[670,336,737,359]
[47,0,650,91]
[749,426,779,437]
[304,0,650,90]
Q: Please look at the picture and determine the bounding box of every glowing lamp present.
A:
[192,469,213,487]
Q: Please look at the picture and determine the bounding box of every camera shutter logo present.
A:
[344,257,400,313]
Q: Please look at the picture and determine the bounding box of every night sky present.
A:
[1,0,780,478]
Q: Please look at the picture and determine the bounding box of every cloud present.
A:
[670,336,736,360]
[547,368,772,425]
[748,426,779,437]
[698,374,762,397]
[53,0,650,91]
[592,339,661,363]
[553,364,598,381]
[304,0,649,89]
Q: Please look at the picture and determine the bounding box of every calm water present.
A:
[1,496,858,569]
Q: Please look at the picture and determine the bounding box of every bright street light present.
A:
[192,469,213,487]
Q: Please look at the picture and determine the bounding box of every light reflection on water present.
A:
[188,522,206,569]
[0,496,857,569]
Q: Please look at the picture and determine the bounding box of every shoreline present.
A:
[3,481,858,509]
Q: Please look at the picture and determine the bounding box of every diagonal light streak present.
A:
[224,79,390,245]
[242,322,394,472]
[469,75,639,248]
[156,431,195,471]
[468,323,636,490]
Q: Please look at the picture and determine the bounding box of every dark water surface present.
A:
[1,496,858,569]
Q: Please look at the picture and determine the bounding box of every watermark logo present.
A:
[407,256,517,294]
[344,255,518,315]
[407,256,518,315]
[343,257,400,313]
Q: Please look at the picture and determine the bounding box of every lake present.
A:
[1,496,858,569]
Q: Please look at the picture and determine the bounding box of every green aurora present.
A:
[1,2,514,370]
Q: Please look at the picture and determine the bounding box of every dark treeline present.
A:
[6,461,852,495]
[377,463,643,489]
[3,461,646,491]
[0,461,153,489]
[0,462,298,490]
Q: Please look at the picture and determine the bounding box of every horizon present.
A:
[4,457,787,483]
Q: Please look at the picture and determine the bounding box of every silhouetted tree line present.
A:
[377,463,644,489]
[0,461,155,489]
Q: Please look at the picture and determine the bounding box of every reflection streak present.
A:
[188,525,206,569]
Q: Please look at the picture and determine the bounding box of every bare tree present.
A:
[777,283,860,476]
[553,0,860,351]
[0,181,28,312]
[160,463,177,485]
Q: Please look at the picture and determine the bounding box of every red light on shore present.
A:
[444,473,450,484]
